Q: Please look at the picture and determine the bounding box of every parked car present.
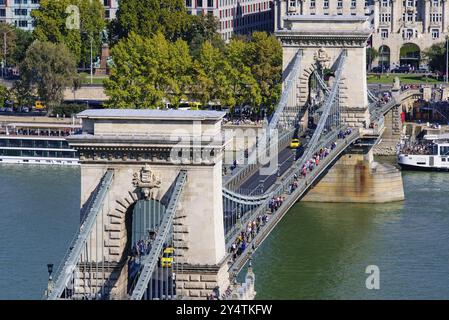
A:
[371,66,388,73]
[19,106,30,113]
[392,66,411,73]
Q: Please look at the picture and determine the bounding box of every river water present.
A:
[0,164,448,299]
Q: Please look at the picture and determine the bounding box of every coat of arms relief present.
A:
[132,164,162,200]
[314,48,331,70]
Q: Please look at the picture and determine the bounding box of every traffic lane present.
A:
[239,147,295,192]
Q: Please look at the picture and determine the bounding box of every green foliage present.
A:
[246,32,283,114]
[104,32,190,109]
[0,85,10,108]
[20,41,78,112]
[366,47,379,68]
[52,103,88,117]
[32,0,106,66]
[105,31,282,114]
[423,42,447,73]
[10,80,35,107]
[112,0,192,42]
[0,23,34,67]
[186,14,224,57]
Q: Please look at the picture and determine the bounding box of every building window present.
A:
[381,29,389,39]
[380,13,391,23]
[310,0,316,9]
[432,29,440,39]
[337,0,343,9]
[351,0,356,8]
[403,28,415,40]
[323,0,329,9]
[381,0,389,7]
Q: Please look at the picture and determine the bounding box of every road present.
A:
[237,142,305,195]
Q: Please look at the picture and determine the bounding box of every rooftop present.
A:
[77,109,226,121]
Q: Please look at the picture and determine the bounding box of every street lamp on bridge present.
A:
[45,263,54,298]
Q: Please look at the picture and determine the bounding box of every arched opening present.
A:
[378,45,390,69]
[400,43,420,69]
[125,199,176,299]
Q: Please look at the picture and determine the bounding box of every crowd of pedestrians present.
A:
[223,116,264,126]
[400,142,433,155]
[229,214,269,262]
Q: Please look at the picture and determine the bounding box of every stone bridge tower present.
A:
[276,15,372,128]
[67,110,230,299]
[275,13,404,203]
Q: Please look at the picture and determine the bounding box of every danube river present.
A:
[1,164,448,299]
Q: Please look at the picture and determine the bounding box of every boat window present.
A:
[432,145,438,155]
[440,146,449,156]
[442,158,447,162]
[22,140,33,148]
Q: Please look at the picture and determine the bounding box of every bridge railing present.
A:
[129,170,187,300]
[47,169,114,300]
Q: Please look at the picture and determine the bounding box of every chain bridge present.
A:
[45,15,410,300]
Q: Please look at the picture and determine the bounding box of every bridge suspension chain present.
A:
[313,70,330,95]
[48,169,114,300]
[268,50,302,134]
[129,170,187,300]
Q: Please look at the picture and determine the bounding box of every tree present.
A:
[191,41,234,107]
[185,14,224,57]
[0,85,10,108]
[0,23,17,67]
[424,42,447,73]
[168,39,193,107]
[10,80,34,108]
[20,41,78,113]
[32,0,105,66]
[104,32,191,109]
[366,47,379,70]
[0,23,34,68]
[112,0,192,42]
[225,38,261,111]
[246,32,283,114]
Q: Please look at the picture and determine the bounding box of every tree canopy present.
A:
[20,41,78,112]
[423,42,447,73]
[111,0,192,42]
[104,31,282,113]
[32,0,106,66]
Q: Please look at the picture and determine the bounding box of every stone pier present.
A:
[303,151,404,203]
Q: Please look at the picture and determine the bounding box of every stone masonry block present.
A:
[190,274,201,281]
[201,274,218,282]
[184,282,205,290]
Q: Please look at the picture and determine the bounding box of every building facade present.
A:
[186,0,274,41]
[275,0,449,69]
[0,0,118,31]
[372,0,449,69]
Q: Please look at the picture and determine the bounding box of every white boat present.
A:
[0,122,80,166]
[398,139,449,171]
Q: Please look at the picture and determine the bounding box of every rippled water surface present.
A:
[0,165,448,299]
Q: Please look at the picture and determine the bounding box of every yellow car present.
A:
[34,100,47,110]
[290,138,301,149]
[160,247,174,268]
